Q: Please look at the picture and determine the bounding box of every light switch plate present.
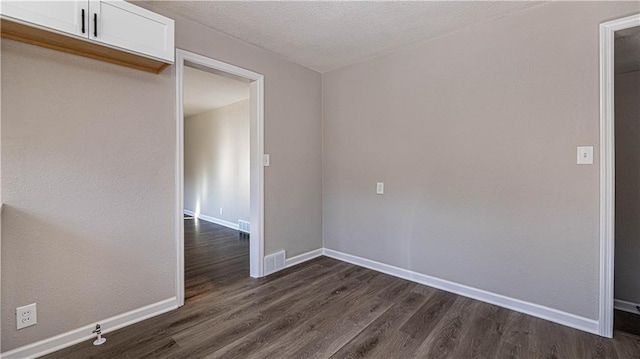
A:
[263,154,270,167]
[577,146,593,165]
[376,182,384,195]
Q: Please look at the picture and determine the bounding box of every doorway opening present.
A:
[599,13,640,338]
[175,50,265,307]
[612,24,640,337]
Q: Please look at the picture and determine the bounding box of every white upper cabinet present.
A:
[90,1,174,62]
[0,0,174,63]
[0,1,88,38]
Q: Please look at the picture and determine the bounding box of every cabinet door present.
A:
[89,0,174,62]
[0,1,88,38]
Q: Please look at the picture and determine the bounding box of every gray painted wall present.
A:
[615,70,640,305]
[322,1,640,321]
[184,99,250,224]
[1,40,176,350]
[1,8,323,351]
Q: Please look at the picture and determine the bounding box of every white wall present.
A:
[184,99,250,225]
[322,1,640,322]
[615,70,640,305]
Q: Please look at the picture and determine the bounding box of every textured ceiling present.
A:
[183,66,249,117]
[144,1,543,73]
[616,26,640,74]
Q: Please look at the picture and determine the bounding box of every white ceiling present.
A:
[616,26,640,74]
[145,1,543,73]
[183,66,249,117]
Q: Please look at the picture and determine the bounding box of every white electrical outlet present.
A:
[220,208,223,215]
[16,303,37,330]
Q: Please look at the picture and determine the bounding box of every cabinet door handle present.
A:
[93,13,97,37]
[81,9,85,34]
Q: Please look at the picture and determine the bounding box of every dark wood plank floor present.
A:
[183,219,250,302]
[616,309,640,338]
[44,220,640,358]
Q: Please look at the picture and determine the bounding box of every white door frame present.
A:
[175,49,265,306]
[598,13,640,338]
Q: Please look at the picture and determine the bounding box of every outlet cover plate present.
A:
[16,303,37,330]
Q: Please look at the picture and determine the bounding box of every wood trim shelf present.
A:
[1,18,171,74]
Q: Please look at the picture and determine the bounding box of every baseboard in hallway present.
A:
[183,209,239,230]
[614,299,640,315]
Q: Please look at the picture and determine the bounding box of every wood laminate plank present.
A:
[528,317,580,359]
[413,296,481,359]
[167,265,358,357]
[385,290,458,357]
[328,290,432,358]
[613,331,640,359]
[277,274,402,359]
[211,272,394,358]
[574,330,619,359]
[448,302,510,359]
[494,311,534,359]
[281,296,394,359]
[376,279,416,302]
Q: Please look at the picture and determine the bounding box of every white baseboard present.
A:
[1,297,177,359]
[322,248,599,335]
[184,209,239,230]
[285,248,323,268]
[615,299,640,315]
